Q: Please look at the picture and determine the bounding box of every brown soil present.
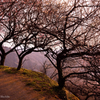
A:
[0,71,60,100]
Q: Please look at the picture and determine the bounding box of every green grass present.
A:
[0,65,79,100]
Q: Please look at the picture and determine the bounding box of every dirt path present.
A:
[0,71,59,100]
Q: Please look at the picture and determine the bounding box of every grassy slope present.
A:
[0,65,79,100]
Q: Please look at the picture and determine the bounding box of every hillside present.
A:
[0,65,79,100]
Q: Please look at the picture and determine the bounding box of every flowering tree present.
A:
[0,1,26,65]
[41,0,100,93]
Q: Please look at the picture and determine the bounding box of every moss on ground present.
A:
[0,65,79,100]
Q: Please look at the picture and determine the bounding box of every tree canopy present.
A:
[0,0,100,99]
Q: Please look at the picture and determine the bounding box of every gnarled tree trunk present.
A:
[0,46,6,65]
[17,57,23,70]
[57,56,65,89]
[0,54,6,65]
